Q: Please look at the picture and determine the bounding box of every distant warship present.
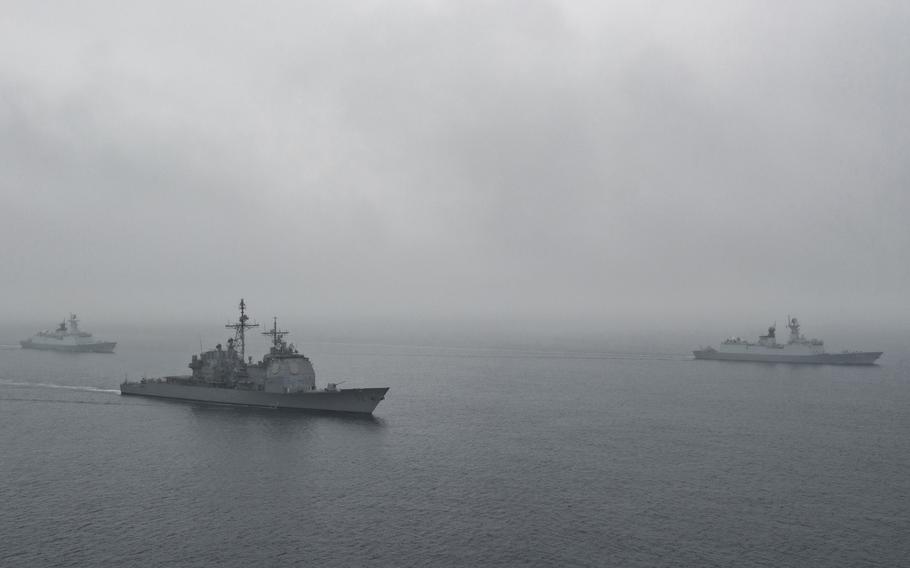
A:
[693,317,882,365]
[20,314,116,353]
[120,300,388,414]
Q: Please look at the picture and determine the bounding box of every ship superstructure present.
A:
[20,314,116,353]
[120,299,388,414]
[693,317,882,365]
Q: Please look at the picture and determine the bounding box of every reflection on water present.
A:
[187,402,386,427]
[0,324,908,567]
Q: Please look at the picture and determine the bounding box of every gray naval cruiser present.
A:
[120,300,388,414]
[20,314,116,353]
[693,317,882,365]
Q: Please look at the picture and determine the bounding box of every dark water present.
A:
[1,324,908,567]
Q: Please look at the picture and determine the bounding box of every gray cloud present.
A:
[1,1,908,329]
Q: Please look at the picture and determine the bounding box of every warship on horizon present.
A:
[20,314,116,353]
[693,317,882,365]
[120,299,388,414]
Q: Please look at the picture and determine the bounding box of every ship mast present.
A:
[225,298,258,361]
[787,314,801,343]
[262,316,289,350]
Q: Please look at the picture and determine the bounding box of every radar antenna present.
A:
[225,298,258,361]
[262,316,289,350]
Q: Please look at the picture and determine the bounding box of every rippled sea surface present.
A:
[1,323,908,567]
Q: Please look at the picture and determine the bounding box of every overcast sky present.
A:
[1,1,908,329]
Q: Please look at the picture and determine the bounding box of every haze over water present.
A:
[2,322,909,567]
[2,1,909,566]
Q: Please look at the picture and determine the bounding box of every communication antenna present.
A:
[225,298,258,361]
[262,316,289,350]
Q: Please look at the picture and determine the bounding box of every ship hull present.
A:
[693,348,882,365]
[20,340,117,353]
[120,381,388,414]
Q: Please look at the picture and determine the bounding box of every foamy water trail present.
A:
[0,379,120,394]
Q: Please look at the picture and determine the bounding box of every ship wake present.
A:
[0,379,120,394]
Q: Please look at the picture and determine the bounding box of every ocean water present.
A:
[1,323,908,567]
